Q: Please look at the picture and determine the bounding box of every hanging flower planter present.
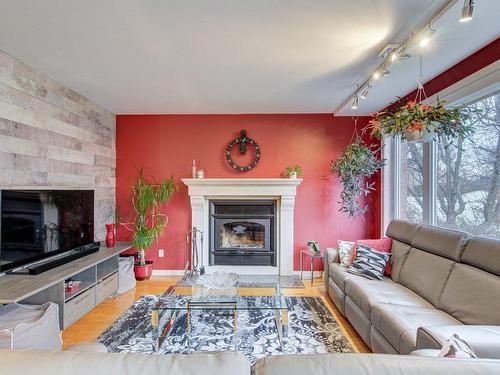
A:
[367,99,472,143]
[404,125,435,143]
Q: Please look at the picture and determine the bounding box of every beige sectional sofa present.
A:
[325,219,500,356]
[2,350,500,375]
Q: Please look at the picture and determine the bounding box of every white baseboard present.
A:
[293,270,323,279]
[152,270,185,276]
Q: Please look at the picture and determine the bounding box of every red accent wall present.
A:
[116,114,380,271]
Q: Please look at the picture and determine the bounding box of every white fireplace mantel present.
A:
[182,178,302,275]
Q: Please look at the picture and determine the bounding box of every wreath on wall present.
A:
[225,129,261,172]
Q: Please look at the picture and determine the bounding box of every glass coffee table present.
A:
[150,283,288,352]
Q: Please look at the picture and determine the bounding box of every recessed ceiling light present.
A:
[372,71,381,80]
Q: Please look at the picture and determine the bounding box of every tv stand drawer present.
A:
[96,272,118,304]
[64,288,96,328]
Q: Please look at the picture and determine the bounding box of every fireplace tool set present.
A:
[184,227,205,284]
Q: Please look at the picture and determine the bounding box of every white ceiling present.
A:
[0,0,498,115]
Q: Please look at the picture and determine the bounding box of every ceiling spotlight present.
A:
[460,0,474,22]
[419,24,435,48]
[372,71,381,80]
[398,51,411,60]
[360,85,371,100]
[419,37,430,48]
[351,95,359,110]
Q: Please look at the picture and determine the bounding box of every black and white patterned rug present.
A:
[97,295,352,364]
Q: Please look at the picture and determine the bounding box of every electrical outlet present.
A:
[158,249,164,257]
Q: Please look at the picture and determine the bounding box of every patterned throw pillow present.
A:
[337,240,355,267]
[438,334,477,359]
[348,244,391,280]
[355,238,393,276]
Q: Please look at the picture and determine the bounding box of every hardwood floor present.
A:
[62,276,370,353]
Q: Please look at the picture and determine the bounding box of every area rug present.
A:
[97,295,352,364]
[178,274,305,288]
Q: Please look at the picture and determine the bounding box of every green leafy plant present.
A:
[122,167,177,265]
[330,138,385,218]
[283,165,303,178]
[306,240,320,254]
[367,99,474,142]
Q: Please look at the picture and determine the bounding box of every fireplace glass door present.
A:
[209,200,276,266]
[218,220,268,250]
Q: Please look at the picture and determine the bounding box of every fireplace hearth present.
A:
[209,200,276,266]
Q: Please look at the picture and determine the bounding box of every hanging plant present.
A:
[367,98,473,142]
[331,137,385,218]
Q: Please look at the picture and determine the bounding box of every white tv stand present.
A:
[0,243,131,329]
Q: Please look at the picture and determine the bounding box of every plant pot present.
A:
[134,260,154,281]
[105,223,116,247]
[289,171,297,179]
[404,128,435,143]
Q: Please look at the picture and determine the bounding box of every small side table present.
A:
[300,249,325,286]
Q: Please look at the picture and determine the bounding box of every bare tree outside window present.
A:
[436,93,500,237]
[400,142,423,223]
[401,93,500,238]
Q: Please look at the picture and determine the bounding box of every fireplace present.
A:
[209,200,276,266]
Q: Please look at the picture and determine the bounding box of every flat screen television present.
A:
[0,190,95,273]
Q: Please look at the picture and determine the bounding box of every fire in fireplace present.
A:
[209,200,276,266]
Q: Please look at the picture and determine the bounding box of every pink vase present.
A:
[105,224,116,247]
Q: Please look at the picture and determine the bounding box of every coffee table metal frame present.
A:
[151,283,288,352]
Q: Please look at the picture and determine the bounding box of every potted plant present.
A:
[283,165,303,179]
[307,240,321,254]
[122,168,177,281]
[330,138,385,218]
[367,98,473,142]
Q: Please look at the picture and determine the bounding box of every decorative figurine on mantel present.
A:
[225,129,261,172]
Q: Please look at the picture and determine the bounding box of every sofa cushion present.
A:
[344,277,432,318]
[254,353,500,375]
[386,219,420,244]
[329,263,364,292]
[438,263,500,325]
[390,240,412,282]
[0,350,250,375]
[411,224,469,261]
[371,304,462,355]
[417,325,500,359]
[398,248,454,307]
[461,236,500,276]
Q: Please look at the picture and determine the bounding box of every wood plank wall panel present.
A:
[0,49,116,240]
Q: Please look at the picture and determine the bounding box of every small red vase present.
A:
[105,223,116,247]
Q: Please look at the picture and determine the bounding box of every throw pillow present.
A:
[337,240,355,267]
[348,244,391,280]
[438,334,477,359]
[351,238,393,276]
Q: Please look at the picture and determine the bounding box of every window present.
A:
[382,64,500,239]
[436,94,500,238]
[400,142,424,223]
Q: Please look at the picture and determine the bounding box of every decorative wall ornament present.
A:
[225,129,261,172]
